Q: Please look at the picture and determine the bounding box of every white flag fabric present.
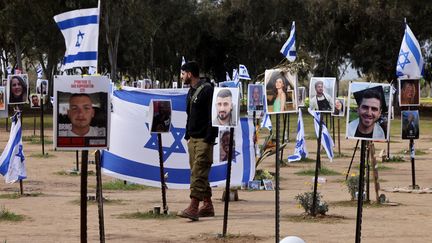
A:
[0,112,26,183]
[280,21,296,62]
[238,64,251,80]
[260,113,272,131]
[36,64,43,78]
[287,109,308,162]
[54,7,99,70]
[232,68,239,83]
[101,88,255,189]
[88,66,97,75]
[225,72,231,81]
[181,56,186,66]
[6,66,12,75]
[396,23,424,78]
[308,109,334,161]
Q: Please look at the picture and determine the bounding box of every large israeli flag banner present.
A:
[280,21,296,62]
[308,109,334,162]
[101,88,255,189]
[54,7,99,70]
[396,23,424,78]
[0,112,26,183]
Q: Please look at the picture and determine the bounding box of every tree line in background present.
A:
[0,0,431,94]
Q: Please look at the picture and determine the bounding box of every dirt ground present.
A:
[1,127,431,243]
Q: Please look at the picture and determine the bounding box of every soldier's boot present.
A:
[198,197,215,217]
[178,197,200,221]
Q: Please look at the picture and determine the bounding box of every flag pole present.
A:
[157,134,168,214]
[40,95,45,155]
[15,105,24,195]
[311,113,323,217]
[222,127,235,237]
[95,150,105,243]
[355,140,367,243]
[345,140,360,181]
[274,114,280,243]
[80,150,89,243]
[409,139,417,189]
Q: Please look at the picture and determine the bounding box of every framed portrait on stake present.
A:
[29,93,41,109]
[346,82,392,141]
[247,84,264,112]
[398,79,420,106]
[218,128,235,162]
[401,110,419,140]
[309,77,335,113]
[36,79,49,96]
[54,75,110,150]
[297,86,306,107]
[212,87,240,128]
[332,97,345,117]
[264,69,298,114]
[0,86,6,111]
[7,74,29,105]
[148,99,172,133]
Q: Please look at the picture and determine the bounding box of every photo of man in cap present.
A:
[347,85,388,140]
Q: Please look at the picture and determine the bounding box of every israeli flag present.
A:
[308,109,334,161]
[280,21,296,62]
[396,23,424,78]
[225,72,231,81]
[101,88,255,189]
[0,112,26,184]
[232,69,239,83]
[36,64,43,78]
[260,113,272,131]
[181,56,186,66]
[287,109,308,162]
[54,7,99,70]
[238,64,251,80]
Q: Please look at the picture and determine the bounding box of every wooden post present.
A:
[369,143,380,202]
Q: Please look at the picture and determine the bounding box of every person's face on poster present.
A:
[315,82,324,95]
[408,113,414,122]
[401,82,416,103]
[252,87,261,104]
[275,78,284,90]
[335,99,342,111]
[216,95,233,122]
[358,97,381,131]
[41,82,48,94]
[11,77,24,98]
[221,132,230,154]
[67,95,95,134]
[31,96,39,106]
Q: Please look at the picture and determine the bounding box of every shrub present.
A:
[346,174,359,200]
[295,192,328,215]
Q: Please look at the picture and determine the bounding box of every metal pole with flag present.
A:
[396,22,424,79]
[54,7,100,71]
[287,109,308,162]
[280,21,296,62]
[0,112,26,184]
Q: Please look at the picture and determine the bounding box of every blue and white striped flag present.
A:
[260,113,272,131]
[232,68,239,83]
[54,7,99,70]
[225,72,231,81]
[396,23,424,78]
[280,21,296,62]
[101,88,255,189]
[36,64,43,78]
[238,64,251,80]
[308,109,334,161]
[287,109,308,162]
[0,112,26,183]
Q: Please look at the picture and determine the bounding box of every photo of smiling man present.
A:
[212,87,239,128]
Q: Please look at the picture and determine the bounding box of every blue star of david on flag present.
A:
[397,50,410,70]
[144,123,186,162]
[16,145,25,162]
[75,30,85,47]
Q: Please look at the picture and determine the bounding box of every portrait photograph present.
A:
[247,84,264,112]
[398,79,420,106]
[29,93,41,109]
[332,97,345,117]
[137,80,144,89]
[263,179,274,190]
[309,77,335,113]
[346,82,392,141]
[172,82,178,89]
[248,180,261,190]
[7,74,29,105]
[54,75,110,150]
[212,87,240,128]
[219,129,235,162]
[149,99,172,134]
[144,79,152,89]
[297,86,306,107]
[401,110,419,140]
[36,79,49,95]
[264,69,298,114]
[0,86,6,111]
